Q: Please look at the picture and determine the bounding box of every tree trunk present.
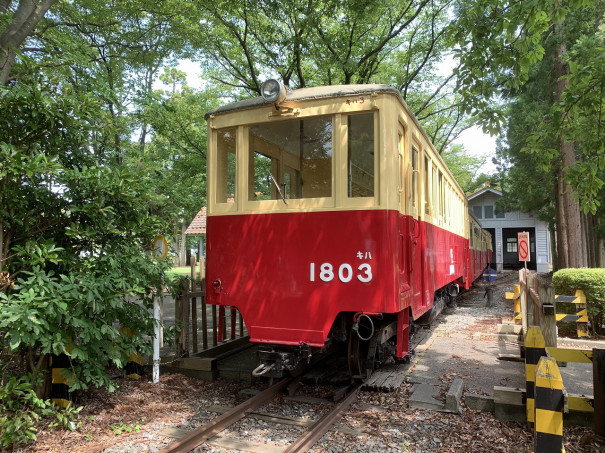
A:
[554,17,584,268]
[0,0,57,84]
[555,170,568,270]
[180,219,187,267]
[584,213,605,267]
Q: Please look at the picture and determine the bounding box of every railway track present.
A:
[161,311,445,452]
[160,377,362,453]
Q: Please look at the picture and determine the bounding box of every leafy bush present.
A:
[0,372,81,449]
[553,268,605,335]
[0,76,168,407]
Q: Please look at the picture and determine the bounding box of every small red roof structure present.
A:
[185,207,207,235]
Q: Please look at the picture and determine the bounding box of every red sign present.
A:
[518,232,530,262]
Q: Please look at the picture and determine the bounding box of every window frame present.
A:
[208,101,380,215]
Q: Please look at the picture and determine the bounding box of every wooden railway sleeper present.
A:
[283,384,362,453]
[160,377,294,453]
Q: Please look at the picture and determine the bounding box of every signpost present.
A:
[152,235,168,384]
[518,231,530,262]
[518,232,530,326]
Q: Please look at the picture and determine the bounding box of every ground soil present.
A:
[9,272,605,453]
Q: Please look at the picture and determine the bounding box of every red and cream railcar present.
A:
[205,83,492,379]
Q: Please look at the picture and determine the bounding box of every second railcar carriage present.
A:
[205,82,491,380]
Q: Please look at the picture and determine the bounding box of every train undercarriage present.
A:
[252,284,460,381]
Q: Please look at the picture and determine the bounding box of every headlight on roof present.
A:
[261,79,287,104]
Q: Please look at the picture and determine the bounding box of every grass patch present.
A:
[165,266,200,282]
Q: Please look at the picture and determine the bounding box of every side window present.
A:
[398,126,405,211]
[217,128,236,203]
[424,155,430,215]
[347,113,375,197]
[438,171,444,224]
[411,147,419,213]
[484,205,494,219]
[432,166,438,220]
[473,205,482,219]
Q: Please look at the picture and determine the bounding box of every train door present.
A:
[409,146,423,307]
[397,126,408,294]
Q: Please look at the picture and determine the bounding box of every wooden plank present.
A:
[567,395,595,413]
[529,287,540,306]
[498,354,524,362]
[546,347,592,364]
[160,428,283,453]
[284,395,333,406]
[206,405,365,436]
[175,296,183,356]
[538,282,557,348]
[160,356,215,371]
[183,290,190,355]
[208,435,284,453]
[594,348,605,436]
[191,258,198,355]
[201,294,208,350]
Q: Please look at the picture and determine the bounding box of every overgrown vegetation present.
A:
[2,0,605,449]
[553,268,605,335]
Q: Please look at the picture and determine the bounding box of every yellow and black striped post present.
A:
[525,326,547,424]
[506,284,522,325]
[50,353,76,408]
[554,290,588,337]
[120,326,144,379]
[535,356,564,453]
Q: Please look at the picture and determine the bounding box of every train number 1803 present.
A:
[309,263,373,283]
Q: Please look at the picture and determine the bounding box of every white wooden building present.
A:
[467,185,551,273]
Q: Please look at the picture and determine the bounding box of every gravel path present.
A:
[28,272,602,453]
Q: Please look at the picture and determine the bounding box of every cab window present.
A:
[248,116,332,200]
[347,113,374,197]
[216,127,236,203]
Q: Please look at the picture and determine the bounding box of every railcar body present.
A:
[205,84,492,379]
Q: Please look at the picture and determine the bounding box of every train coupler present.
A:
[254,345,311,378]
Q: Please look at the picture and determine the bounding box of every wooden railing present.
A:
[173,257,246,357]
[513,269,604,449]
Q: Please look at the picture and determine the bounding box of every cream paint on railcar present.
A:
[208,87,469,243]
[208,93,386,216]
[390,94,468,240]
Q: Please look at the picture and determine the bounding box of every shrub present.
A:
[552,268,605,335]
[0,372,80,449]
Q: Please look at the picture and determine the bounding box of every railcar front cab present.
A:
[206,81,466,379]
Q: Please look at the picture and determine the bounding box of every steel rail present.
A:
[160,376,294,453]
[283,383,362,453]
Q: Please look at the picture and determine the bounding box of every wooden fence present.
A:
[172,257,246,357]
[514,268,604,448]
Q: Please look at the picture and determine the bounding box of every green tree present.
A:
[453,0,604,268]
[0,5,189,444]
[194,0,468,152]
[0,0,57,83]
[441,144,488,193]
[0,74,166,392]
[140,74,220,265]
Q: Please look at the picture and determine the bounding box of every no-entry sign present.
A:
[518,232,530,262]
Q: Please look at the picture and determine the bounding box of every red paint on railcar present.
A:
[206,209,484,348]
